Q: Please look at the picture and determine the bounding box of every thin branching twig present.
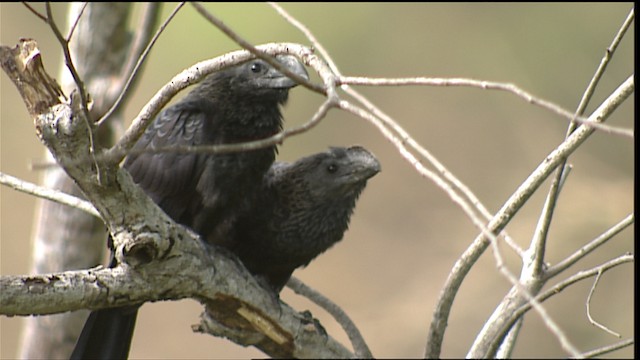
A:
[65,2,87,42]
[191,2,323,94]
[546,213,634,279]
[472,232,580,358]
[44,2,100,183]
[426,74,633,358]
[512,254,634,327]
[96,3,182,127]
[586,270,621,338]
[574,338,634,359]
[339,77,633,138]
[21,2,48,22]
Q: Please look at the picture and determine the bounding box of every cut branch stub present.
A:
[0,39,66,118]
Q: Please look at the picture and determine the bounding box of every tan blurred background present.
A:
[1,3,634,359]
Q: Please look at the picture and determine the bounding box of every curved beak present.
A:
[267,55,310,89]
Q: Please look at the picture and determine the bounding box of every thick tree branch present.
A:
[0,229,353,358]
[11,5,137,358]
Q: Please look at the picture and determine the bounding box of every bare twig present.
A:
[527,164,573,278]
[470,232,580,358]
[21,2,48,22]
[287,277,373,358]
[0,172,100,218]
[528,11,636,332]
[44,3,89,118]
[571,7,634,132]
[574,338,634,359]
[512,254,634,330]
[340,100,507,256]
[65,2,87,41]
[425,75,633,358]
[44,2,100,183]
[272,8,633,356]
[268,2,341,75]
[535,7,635,288]
[191,2,324,94]
[546,213,634,279]
[270,2,527,258]
[586,270,621,338]
[96,3,180,127]
[339,77,633,138]
[342,88,525,257]
[111,97,335,158]
[474,253,633,358]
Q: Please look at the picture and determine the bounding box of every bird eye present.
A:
[250,62,263,73]
[327,164,338,173]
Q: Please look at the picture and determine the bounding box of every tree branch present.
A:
[95,3,175,127]
[586,270,621,338]
[1,37,353,358]
[287,277,373,358]
[269,2,527,259]
[575,338,634,359]
[0,230,354,358]
[103,42,319,166]
[191,2,324,95]
[508,254,634,341]
[546,213,634,278]
[0,172,99,218]
[339,77,633,138]
[424,75,634,358]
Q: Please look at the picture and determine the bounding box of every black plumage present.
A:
[123,55,308,242]
[71,55,308,360]
[230,146,381,293]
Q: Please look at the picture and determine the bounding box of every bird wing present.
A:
[123,100,215,220]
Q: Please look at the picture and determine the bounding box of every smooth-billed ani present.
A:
[124,54,308,242]
[230,145,381,293]
[71,55,308,360]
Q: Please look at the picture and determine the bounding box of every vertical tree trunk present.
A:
[18,3,133,358]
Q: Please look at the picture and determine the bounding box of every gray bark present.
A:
[18,4,133,358]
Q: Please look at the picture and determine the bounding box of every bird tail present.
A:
[70,306,138,360]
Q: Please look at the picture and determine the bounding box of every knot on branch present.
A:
[113,227,171,267]
[123,233,159,266]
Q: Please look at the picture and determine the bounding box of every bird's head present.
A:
[296,145,381,199]
[202,54,309,104]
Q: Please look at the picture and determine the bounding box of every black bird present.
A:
[71,55,308,360]
[124,54,308,243]
[230,146,381,293]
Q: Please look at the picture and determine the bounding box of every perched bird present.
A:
[71,55,308,360]
[230,146,381,293]
[123,54,308,243]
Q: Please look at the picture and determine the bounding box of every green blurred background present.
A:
[1,3,634,358]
